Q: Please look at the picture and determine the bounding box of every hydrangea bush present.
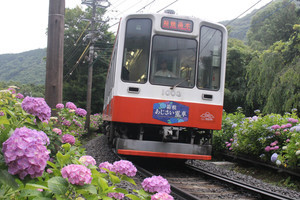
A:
[0,87,174,200]
[214,108,300,169]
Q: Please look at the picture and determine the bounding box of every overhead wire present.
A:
[156,0,178,13]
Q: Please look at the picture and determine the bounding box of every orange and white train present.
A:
[102,11,227,160]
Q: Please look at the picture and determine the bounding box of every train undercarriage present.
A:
[103,121,213,160]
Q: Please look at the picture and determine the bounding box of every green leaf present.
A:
[0,115,10,125]
[32,197,52,200]
[47,161,57,169]
[62,143,71,152]
[56,151,71,167]
[25,183,49,192]
[121,175,136,186]
[0,169,19,189]
[98,177,108,191]
[109,172,120,184]
[19,189,43,198]
[47,177,68,195]
[76,184,97,194]
[86,194,99,200]
[115,187,128,194]
[126,194,141,200]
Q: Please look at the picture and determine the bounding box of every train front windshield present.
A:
[150,36,197,88]
[121,18,223,90]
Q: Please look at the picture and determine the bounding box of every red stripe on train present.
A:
[103,96,223,130]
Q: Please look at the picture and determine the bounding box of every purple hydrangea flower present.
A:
[0,111,4,116]
[142,175,171,194]
[21,97,51,122]
[290,125,300,132]
[151,192,174,200]
[99,161,114,173]
[2,127,50,179]
[75,108,87,117]
[66,102,77,110]
[108,193,125,200]
[62,120,71,126]
[62,134,75,145]
[79,155,96,167]
[16,93,24,99]
[113,160,137,177]
[271,153,278,162]
[56,103,64,109]
[61,164,92,185]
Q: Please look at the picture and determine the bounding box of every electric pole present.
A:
[45,0,65,113]
[82,0,110,134]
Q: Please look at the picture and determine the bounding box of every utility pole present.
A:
[45,0,65,113]
[82,0,110,134]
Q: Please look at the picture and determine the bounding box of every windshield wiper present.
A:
[170,78,189,90]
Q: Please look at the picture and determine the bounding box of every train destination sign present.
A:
[161,17,193,33]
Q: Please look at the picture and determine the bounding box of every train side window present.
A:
[121,18,152,83]
[198,26,222,90]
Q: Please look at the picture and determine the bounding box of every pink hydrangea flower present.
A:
[270,141,278,147]
[271,125,281,130]
[151,192,174,200]
[62,134,75,145]
[21,97,51,122]
[56,103,64,109]
[47,169,53,174]
[113,160,137,177]
[75,108,87,117]
[99,161,114,173]
[265,146,271,152]
[108,193,125,199]
[79,155,96,166]
[61,164,92,185]
[8,88,16,94]
[288,118,298,123]
[142,175,171,194]
[2,127,50,179]
[66,102,77,110]
[16,93,24,99]
[52,128,62,135]
[0,111,4,116]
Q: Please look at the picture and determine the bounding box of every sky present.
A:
[0,0,272,54]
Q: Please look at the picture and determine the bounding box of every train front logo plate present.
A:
[153,101,189,124]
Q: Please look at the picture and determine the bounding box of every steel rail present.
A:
[185,163,294,200]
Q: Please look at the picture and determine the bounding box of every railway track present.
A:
[129,157,296,200]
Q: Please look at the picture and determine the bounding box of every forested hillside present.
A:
[0,49,46,85]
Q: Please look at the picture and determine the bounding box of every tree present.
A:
[247,0,299,50]
[224,38,253,114]
[246,25,300,114]
[63,6,114,113]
